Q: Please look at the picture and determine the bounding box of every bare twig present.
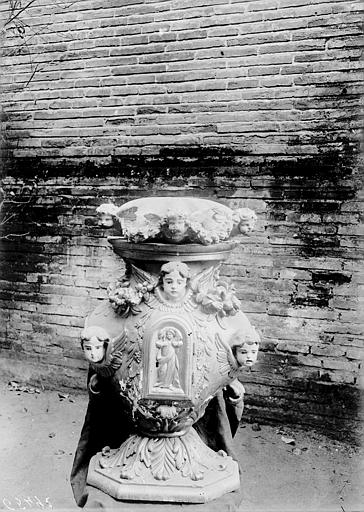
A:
[1,0,71,87]
[4,0,39,28]
[0,231,30,240]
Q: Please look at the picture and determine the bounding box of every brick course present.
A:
[0,0,363,440]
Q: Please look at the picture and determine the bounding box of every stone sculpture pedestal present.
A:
[87,429,239,503]
[79,197,260,505]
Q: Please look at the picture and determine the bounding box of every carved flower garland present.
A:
[194,279,241,318]
[108,279,155,316]
[125,219,161,244]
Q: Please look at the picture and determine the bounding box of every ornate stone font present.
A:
[82,197,260,503]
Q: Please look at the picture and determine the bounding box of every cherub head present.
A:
[160,327,175,341]
[162,210,189,242]
[80,326,110,363]
[232,208,257,235]
[158,326,182,345]
[96,203,118,228]
[159,261,191,303]
[231,327,260,367]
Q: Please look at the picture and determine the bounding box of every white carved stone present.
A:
[82,197,260,503]
[87,429,239,503]
[96,196,257,244]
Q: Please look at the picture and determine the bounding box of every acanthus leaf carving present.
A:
[150,438,176,481]
[98,432,206,482]
[179,436,204,481]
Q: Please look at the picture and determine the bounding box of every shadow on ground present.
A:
[0,379,362,512]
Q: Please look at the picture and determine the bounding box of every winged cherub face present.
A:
[81,326,109,363]
[164,212,188,242]
[83,338,105,363]
[235,341,259,367]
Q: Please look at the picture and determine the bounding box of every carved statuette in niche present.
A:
[73,196,260,505]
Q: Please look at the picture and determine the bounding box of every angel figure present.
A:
[80,325,128,377]
[154,327,183,391]
[215,329,259,437]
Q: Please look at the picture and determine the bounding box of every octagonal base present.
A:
[86,429,240,503]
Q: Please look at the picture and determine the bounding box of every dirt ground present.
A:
[0,378,363,512]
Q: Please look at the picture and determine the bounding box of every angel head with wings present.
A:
[232,208,257,235]
[231,327,260,368]
[81,326,110,363]
[161,210,190,243]
[96,203,119,228]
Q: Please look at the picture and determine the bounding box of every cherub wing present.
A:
[130,263,158,289]
[189,207,209,225]
[144,213,162,224]
[119,331,141,380]
[90,329,128,378]
[215,333,238,376]
[110,329,128,370]
[116,205,138,223]
[190,265,217,294]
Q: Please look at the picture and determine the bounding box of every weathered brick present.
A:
[311,345,346,357]
[346,348,364,360]
[276,342,310,354]
[0,0,362,439]
[321,358,360,372]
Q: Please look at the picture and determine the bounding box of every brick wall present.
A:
[1,0,363,158]
[0,0,363,441]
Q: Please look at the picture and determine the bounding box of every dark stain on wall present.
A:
[291,271,352,308]
[0,148,362,441]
